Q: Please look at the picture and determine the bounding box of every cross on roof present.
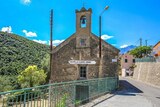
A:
[82,0,86,7]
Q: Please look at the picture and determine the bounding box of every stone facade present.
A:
[50,7,119,82]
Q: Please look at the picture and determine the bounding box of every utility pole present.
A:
[145,40,148,46]
[139,38,142,57]
[145,40,148,56]
[49,9,53,81]
[49,9,53,107]
[99,15,102,58]
[140,38,142,46]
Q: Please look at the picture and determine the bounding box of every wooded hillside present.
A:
[0,32,49,75]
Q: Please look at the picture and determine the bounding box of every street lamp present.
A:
[99,6,109,58]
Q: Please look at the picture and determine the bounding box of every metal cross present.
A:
[82,0,86,7]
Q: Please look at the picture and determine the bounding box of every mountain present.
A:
[120,45,137,54]
[0,32,49,75]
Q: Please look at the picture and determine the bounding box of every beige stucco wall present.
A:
[133,62,160,87]
[121,53,135,70]
[153,42,160,56]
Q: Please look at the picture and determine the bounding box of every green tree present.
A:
[130,46,152,58]
[0,75,17,92]
[17,65,47,88]
[41,54,50,83]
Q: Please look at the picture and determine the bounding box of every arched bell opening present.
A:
[80,16,87,28]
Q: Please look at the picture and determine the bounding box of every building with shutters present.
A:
[121,53,135,77]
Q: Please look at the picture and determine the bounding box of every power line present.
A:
[134,39,140,46]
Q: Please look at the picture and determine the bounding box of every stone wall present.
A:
[51,36,78,82]
[50,33,119,82]
[91,34,119,78]
[133,62,160,87]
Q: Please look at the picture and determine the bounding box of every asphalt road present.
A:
[94,77,160,107]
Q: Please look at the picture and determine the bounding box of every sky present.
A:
[0,0,160,48]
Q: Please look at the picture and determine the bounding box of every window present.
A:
[80,16,87,28]
[80,67,87,78]
[80,39,86,46]
[125,59,128,63]
[133,59,135,63]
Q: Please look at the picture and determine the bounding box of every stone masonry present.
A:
[133,62,160,87]
[50,7,119,82]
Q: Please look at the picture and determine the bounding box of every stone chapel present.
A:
[50,7,119,82]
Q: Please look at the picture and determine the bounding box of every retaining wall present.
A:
[133,62,160,87]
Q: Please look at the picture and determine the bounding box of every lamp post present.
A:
[99,6,109,58]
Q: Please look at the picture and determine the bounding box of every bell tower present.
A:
[75,7,92,48]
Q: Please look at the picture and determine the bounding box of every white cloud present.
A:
[22,0,31,5]
[49,40,64,46]
[32,39,64,46]
[120,44,129,48]
[22,30,37,37]
[33,39,47,44]
[101,34,114,40]
[1,26,12,33]
[111,44,116,46]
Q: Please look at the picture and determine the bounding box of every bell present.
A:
[82,18,86,24]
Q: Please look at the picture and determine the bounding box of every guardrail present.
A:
[0,77,118,107]
[135,57,156,62]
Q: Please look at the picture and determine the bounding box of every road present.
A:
[94,77,160,107]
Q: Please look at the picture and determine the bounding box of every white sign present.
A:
[68,60,96,64]
[112,59,117,62]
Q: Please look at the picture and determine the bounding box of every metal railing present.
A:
[135,57,156,62]
[155,56,160,62]
[0,77,118,107]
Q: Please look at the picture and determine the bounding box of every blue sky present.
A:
[0,0,160,48]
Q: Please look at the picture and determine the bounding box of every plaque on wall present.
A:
[68,60,96,64]
[112,59,117,62]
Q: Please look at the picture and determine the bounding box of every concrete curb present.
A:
[126,76,160,89]
[80,93,114,107]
